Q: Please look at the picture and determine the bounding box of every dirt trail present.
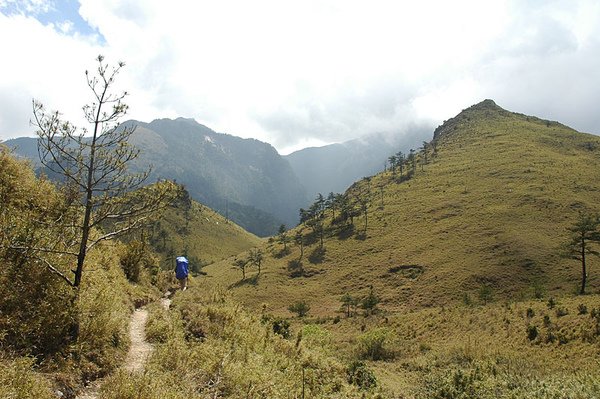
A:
[123,308,153,373]
[75,292,174,399]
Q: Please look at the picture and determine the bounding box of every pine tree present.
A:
[563,213,600,294]
[30,55,178,289]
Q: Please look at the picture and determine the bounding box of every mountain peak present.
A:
[468,99,502,111]
[433,99,506,140]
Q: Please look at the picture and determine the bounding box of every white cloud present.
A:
[1,0,599,149]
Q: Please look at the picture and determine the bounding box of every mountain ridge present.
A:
[4,117,309,236]
[204,99,600,313]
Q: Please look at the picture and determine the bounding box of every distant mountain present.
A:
[126,118,309,236]
[284,130,429,203]
[4,118,309,236]
[1,137,39,164]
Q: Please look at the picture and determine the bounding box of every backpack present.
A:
[175,256,189,279]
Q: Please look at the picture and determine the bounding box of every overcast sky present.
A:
[1,0,599,154]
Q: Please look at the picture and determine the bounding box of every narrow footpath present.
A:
[75,293,171,399]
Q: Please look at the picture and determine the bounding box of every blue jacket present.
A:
[175,256,189,279]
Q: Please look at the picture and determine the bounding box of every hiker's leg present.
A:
[179,277,187,291]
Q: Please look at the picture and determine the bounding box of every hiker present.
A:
[175,256,189,291]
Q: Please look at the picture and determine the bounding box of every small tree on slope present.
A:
[563,212,600,295]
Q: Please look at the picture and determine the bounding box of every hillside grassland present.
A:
[204,100,600,313]
[98,288,383,398]
[147,191,263,270]
[3,98,600,398]
[202,100,600,396]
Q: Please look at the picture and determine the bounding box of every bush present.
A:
[347,360,377,390]
[272,317,291,338]
[301,324,331,349]
[357,327,396,361]
[555,307,568,317]
[0,252,78,356]
[0,149,78,357]
[75,251,131,380]
[288,300,311,317]
[527,325,538,341]
[146,303,183,343]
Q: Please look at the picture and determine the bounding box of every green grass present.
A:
[148,192,263,270]
[205,100,600,314]
[202,100,600,396]
[99,287,386,398]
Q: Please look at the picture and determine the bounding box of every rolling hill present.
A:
[204,99,600,314]
[146,188,263,271]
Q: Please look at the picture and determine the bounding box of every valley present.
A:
[2,100,600,398]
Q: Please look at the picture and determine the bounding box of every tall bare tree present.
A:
[31,55,178,289]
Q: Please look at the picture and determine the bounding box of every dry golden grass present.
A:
[201,100,600,396]
[149,195,263,269]
[205,100,600,315]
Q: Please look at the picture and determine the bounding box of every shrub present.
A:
[0,149,78,357]
[578,304,588,315]
[555,307,568,318]
[301,324,331,349]
[75,253,131,380]
[543,315,552,327]
[0,252,78,356]
[288,300,311,317]
[146,303,183,343]
[119,240,145,282]
[347,360,377,390]
[357,327,396,361]
[272,317,291,338]
[527,325,538,341]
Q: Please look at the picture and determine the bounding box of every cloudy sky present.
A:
[1,0,599,154]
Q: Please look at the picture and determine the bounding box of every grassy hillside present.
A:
[0,146,155,397]
[148,189,263,271]
[201,99,600,396]
[205,99,600,313]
